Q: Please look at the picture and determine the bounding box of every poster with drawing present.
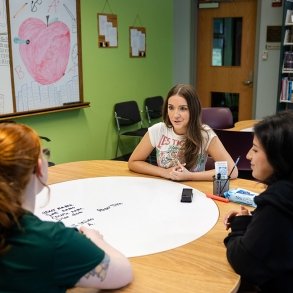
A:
[129,26,146,57]
[7,0,82,113]
[0,0,13,114]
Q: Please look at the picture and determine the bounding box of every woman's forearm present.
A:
[128,160,170,179]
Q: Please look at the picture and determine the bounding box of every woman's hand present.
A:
[169,162,189,181]
[79,226,104,242]
[223,206,251,230]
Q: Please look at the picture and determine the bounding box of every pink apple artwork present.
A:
[17,17,70,85]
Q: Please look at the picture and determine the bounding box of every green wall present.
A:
[16,0,173,164]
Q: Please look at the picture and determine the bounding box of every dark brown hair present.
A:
[162,84,206,170]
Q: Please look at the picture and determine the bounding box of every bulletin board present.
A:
[1,0,88,119]
[129,26,146,57]
[97,13,118,48]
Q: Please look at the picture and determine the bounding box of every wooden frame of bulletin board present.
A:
[129,26,146,57]
[0,0,89,120]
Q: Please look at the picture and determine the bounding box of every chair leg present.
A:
[115,136,120,158]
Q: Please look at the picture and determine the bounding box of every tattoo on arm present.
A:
[83,253,110,281]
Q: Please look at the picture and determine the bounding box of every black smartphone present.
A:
[181,188,193,203]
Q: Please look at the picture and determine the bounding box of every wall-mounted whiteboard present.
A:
[1,0,88,119]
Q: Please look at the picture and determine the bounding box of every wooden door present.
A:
[196,0,257,121]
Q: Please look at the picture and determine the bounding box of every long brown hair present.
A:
[0,123,41,254]
[162,84,205,170]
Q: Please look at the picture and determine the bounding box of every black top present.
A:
[224,180,293,293]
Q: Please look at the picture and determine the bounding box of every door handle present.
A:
[243,80,253,86]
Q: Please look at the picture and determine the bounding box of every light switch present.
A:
[262,50,268,61]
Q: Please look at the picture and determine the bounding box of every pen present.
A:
[231,156,241,175]
[206,194,229,203]
[219,156,241,195]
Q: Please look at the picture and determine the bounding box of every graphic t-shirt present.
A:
[148,122,216,171]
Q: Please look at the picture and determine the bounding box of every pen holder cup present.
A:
[213,176,230,197]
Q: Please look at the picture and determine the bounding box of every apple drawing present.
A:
[18,17,70,85]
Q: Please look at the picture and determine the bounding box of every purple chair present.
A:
[201,107,234,129]
[202,107,234,171]
[213,129,254,179]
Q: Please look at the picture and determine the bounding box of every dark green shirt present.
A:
[0,212,105,292]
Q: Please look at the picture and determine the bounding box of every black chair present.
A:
[114,100,148,158]
[143,96,164,164]
[39,136,55,167]
[201,107,234,129]
[214,129,253,179]
[145,96,164,124]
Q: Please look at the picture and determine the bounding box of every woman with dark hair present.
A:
[0,123,132,292]
[224,110,293,292]
[128,84,237,181]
